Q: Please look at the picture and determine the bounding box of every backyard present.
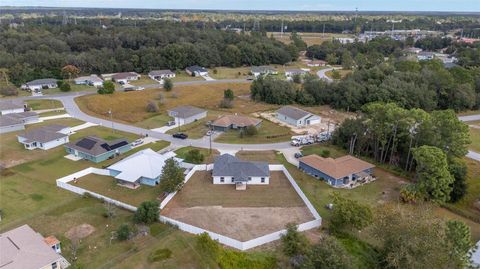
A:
[214,119,294,144]
[174,146,220,164]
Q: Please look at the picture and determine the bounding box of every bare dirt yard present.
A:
[162,171,315,241]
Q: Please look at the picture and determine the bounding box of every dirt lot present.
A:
[162,170,315,241]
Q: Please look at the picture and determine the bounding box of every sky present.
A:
[1,0,479,12]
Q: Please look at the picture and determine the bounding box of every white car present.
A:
[131,139,144,147]
[206,130,214,136]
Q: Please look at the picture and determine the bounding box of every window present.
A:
[261,177,265,183]
[51,262,58,269]
[248,177,252,181]
[220,177,224,183]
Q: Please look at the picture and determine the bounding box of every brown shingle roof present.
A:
[299,154,375,179]
[212,115,261,128]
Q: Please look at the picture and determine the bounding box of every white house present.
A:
[111,72,141,84]
[307,60,327,67]
[212,154,270,190]
[17,124,71,150]
[107,149,179,189]
[185,65,208,77]
[0,100,25,115]
[285,69,308,78]
[276,106,321,127]
[21,79,57,92]
[250,66,277,78]
[335,37,356,44]
[0,112,39,134]
[167,105,207,125]
[148,70,176,81]
[417,51,435,61]
[74,75,103,87]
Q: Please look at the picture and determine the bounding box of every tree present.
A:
[243,125,258,136]
[330,192,373,232]
[61,65,80,79]
[300,236,352,269]
[412,146,454,203]
[163,78,173,91]
[281,223,309,257]
[59,82,71,92]
[133,200,159,224]
[292,74,302,84]
[146,100,159,112]
[223,88,234,101]
[185,149,204,164]
[448,157,468,203]
[330,70,341,80]
[341,51,354,70]
[326,53,338,65]
[99,81,115,94]
[159,158,184,193]
[103,202,117,219]
[116,223,131,241]
[445,220,474,268]
[222,45,242,67]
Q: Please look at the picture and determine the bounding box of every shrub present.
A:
[219,98,233,108]
[244,125,258,136]
[134,201,160,224]
[148,248,172,262]
[400,184,423,204]
[60,82,71,92]
[185,149,204,164]
[196,233,220,259]
[0,85,18,96]
[146,100,159,112]
[213,69,218,74]
[331,70,341,80]
[163,78,173,91]
[224,89,234,100]
[99,81,115,94]
[320,149,330,158]
[281,223,309,257]
[116,223,131,241]
[57,80,64,87]
[292,74,302,84]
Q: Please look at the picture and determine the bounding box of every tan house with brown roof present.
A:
[298,154,375,188]
[211,115,262,132]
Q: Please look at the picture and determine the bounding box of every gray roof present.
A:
[25,78,57,86]
[186,65,208,73]
[251,66,276,73]
[0,100,24,111]
[18,125,68,143]
[286,69,307,75]
[66,136,129,156]
[112,72,139,80]
[0,224,66,269]
[149,70,175,76]
[168,105,206,118]
[5,111,38,120]
[0,112,38,127]
[213,154,270,181]
[0,115,22,127]
[277,106,314,120]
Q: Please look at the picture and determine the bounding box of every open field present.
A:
[25,99,63,110]
[209,67,251,79]
[174,146,220,164]
[162,171,314,241]
[215,119,294,144]
[268,32,354,46]
[135,113,172,129]
[171,72,204,83]
[75,174,162,207]
[469,127,480,152]
[43,84,97,95]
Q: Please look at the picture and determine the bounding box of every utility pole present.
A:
[108,109,114,133]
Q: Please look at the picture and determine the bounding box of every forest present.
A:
[0,21,297,85]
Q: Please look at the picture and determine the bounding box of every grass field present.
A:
[268,32,355,46]
[171,72,204,83]
[43,84,97,95]
[469,127,480,152]
[325,69,352,79]
[128,76,159,87]
[236,150,282,164]
[214,119,293,144]
[174,146,220,164]
[25,99,63,110]
[37,110,68,117]
[209,67,251,79]
[135,113,172,129]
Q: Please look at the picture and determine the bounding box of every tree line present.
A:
[0,21,298,86]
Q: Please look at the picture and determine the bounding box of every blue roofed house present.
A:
[212,154,270,190]
[298,154,375,188]
[65,136,131,163]
[107,148,178,189]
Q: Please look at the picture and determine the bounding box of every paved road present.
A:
[459,114,480,122]
[316,67,342,83]
[140,78,249,90]
[466,151,480,162]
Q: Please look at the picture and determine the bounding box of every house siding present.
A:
[139,176,160,186]
[299,161,373,187]
[19,136,69,150]
[213,176,269,185]
[65,144,131,163]
[1,108,25,115]
[169,111,207,125]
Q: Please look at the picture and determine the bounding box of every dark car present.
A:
[294,153,303,159]
[172,132,188,139]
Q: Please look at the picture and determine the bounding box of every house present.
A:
[74,75,103,87]
[107,148,178,189]
[298,154,375,187]
[111,72,140,84]
[17,125,70,150]
[307,60,327,67]
[148,70,176,81]
[285,69,308,78]
[211,114,262,132]
[276,106,321,127]
[417,51,435,61]
[335,37,356,44]
[0,100,25,115]
[65,136,131,163]
[185,65,208,77]
[250,66,277,77]
[167,105,207,125]
[0,224,70,269]
[21,79,58,92]
[212,154,270,190]
[0,112,39,134]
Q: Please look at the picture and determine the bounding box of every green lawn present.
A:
[134,113,172,129]
[129,76,159,87]
[174,146,219,164]
[301,143,346,158]
[209,67,251,80]
[43,84,97,95]
[469,127,480,152]
[75,174,162,207]
[37,110,68,117]
[26,99,63,110]
[214,119,293,144]
[171,72,204,83]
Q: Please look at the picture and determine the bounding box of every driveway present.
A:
[201,74,216,81]
[467,151,480,162]
[459,114,480,122]
[317,67,342,83]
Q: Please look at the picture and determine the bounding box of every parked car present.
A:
[131,139,144,147]
[166,121,176,126]
[173,132,188,139]
[294,152,303,159]
[206,130,214,136]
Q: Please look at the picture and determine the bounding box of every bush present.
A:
[224,89,234,100]
[196,233,221,259]
[146,100,159,112]
[148,248,172,262]
[185,149,205,164]
[400,184,423,204]
[98,81,115,94]
[56,80,64,87]
[219,98,233,108]
[320,149,330,158]
[163,78,173,91]
[281,223,309,257]
[244,125,258,136]
[331,70,341,80]
[60,82,71,92]
[134,201,160,224]
[116,223,131,241]
[0,85,18,96]
[292,74,302,84]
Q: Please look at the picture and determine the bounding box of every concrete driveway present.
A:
[317,67,342,83]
